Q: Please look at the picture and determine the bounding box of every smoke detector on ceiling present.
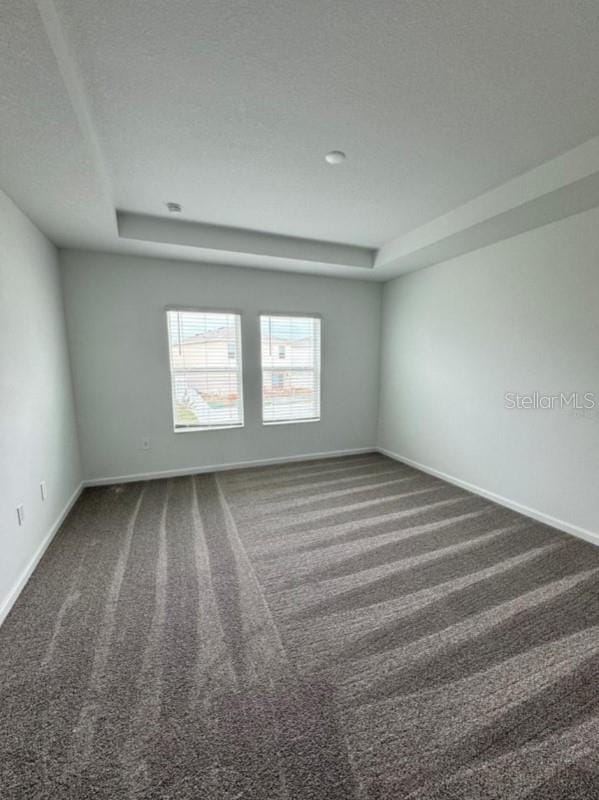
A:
[325,150,346,165]
[166,202,182,213]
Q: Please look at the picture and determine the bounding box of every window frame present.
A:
[259,312,322,426]
[165,306,245,433]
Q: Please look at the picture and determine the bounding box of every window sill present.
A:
[173,424,244,433]
[262,418,321,427]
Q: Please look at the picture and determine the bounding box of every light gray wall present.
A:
[61,251,382,481]
[378,206,599,537]
[0,189,81,620]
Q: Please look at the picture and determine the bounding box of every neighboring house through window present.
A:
[260,314,321,424]
[166,309,244,431]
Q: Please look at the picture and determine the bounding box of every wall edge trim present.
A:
[378,447,599,546]
[0,482,84,627]
[83,447,377,486]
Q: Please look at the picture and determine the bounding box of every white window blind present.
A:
[166,309,243,431]
[260,314,321,424]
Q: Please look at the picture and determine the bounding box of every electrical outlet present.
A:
[16,505,24,526]
[141,437,151,450]
[40,481,47,501]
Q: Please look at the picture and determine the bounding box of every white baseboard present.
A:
[0,482,84,628]
[3,447,595,628]
[378,447,599,548]
[83,447,378,487]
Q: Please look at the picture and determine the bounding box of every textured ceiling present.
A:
[1,0,599,277]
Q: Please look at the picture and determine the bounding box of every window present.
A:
[166,309,243,431]
[260,314,321,424]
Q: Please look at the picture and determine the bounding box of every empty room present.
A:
[1,1,599,798]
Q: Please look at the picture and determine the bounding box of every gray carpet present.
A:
[2,453,599,799]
